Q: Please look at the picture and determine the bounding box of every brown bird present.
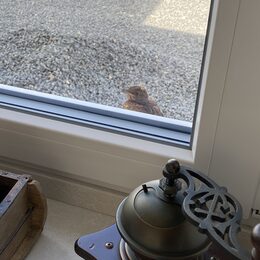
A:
[122,85,163,116]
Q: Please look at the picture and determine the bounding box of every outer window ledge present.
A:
[0,84,192,148]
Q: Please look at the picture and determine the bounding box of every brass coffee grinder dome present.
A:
[75,159,257,260]
[116,159,210,259]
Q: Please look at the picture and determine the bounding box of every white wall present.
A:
[208,0,260,216]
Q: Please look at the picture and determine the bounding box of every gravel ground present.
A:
[0,0,211,121]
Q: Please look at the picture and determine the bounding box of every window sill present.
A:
[0,107,194,192]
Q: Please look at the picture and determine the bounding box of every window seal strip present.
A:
[0,84,192,148]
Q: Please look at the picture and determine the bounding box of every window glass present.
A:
[0,0,211,122]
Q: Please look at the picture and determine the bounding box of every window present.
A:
[0,0,259,217]
[0,0,212,147]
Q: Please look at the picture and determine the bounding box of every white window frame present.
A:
[0,0,259,217]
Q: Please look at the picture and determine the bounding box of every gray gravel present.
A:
[0,0,210,121]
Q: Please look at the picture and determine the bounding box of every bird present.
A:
[122,85,163,116]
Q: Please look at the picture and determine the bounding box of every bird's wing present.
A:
[123,100,163,116]
[123,101,148,113]
[148,99,163,116]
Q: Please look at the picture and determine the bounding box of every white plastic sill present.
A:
[0,107,194,163]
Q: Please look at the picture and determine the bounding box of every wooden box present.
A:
[0,171,47,260]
